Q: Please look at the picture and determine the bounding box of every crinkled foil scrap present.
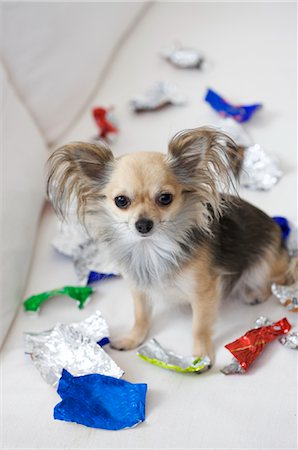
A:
[52,220,119,285]
[137,338,211,373]
[24,311,123,386]
[240,144,283,191]
[161,44,204,69]
[130,81,187,113]
[271,283,298,312]
[279,331,298,349]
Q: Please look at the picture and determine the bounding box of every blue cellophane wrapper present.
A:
[205,88,262,123]
[54,369,147,430]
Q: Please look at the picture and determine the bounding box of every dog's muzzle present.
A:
[135,218,154,235]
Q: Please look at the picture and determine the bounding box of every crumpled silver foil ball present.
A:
[240,143,283,191]
[161,44,204,69]
[271,283,298,312]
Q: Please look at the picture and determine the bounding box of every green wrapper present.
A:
[137,338,211,373]
[23,286,93,312]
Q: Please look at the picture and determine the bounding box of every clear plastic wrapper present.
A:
[130,81,187,112]
[24,312,123,386]
[161,44,204,69]
[137,338,211,373]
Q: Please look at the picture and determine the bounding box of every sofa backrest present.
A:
[1,2,148,145]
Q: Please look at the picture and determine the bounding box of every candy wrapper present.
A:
[137,338,211,373]
[92,107,118,143]
[23,286,93,313]
[161,44,204,69]
[205,88,262,123]
[272,216,291,240]
[52,219,89,257]
[52,220,119,285]
[24,310,109,352]
[24,312,123,386]
[279,331,298,349]
[54,369,147,430]
[130,81,187,113]
[271,283,298,312]
[72,239,117,285]
[221,317,291,374]
[239,143,283,191]
[211,118,282,190]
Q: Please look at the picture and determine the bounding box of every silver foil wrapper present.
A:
[279,331,298,349]
[161,44,204,69]
[52,219,89,258]
[24,312,123,386]
[240,144,283,191]
[271,283,298,311]
[130,81,187,112]
[52,220,120,285]
[137,338,211,373]
[220,358,245,375]
[254,316,273,328]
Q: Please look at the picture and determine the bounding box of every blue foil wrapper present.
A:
[272,216,291,240]
[205,88,262,123]
[54,369,147,430]
[87,271,116,285]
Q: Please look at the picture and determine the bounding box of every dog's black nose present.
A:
[135,218,154,234]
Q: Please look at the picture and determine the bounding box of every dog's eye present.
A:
[157,192,173,206]
[114,195,130,209]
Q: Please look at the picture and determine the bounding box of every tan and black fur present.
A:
[47,127,289,361]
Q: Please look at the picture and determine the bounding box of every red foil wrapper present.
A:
[92,107,118,140]
[225,317,291,371]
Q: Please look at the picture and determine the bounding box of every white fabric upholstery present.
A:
[1,2,147,144]
[0,63,47,346]
[1,3,297,449]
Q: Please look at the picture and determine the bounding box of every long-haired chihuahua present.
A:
[47,127,289,362]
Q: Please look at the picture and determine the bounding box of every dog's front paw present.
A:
[193,338,214,365]
[111,335,143,351]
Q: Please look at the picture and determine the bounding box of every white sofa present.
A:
[1,3,297,449]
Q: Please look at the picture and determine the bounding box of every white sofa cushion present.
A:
[1,2,147,144]
[1,63,47,346]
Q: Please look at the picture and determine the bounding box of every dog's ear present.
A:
[167,127,240,216]
[47,141,114,221]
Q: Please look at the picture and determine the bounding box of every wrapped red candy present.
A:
[92,107,118,142]
[225,317,291,371]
